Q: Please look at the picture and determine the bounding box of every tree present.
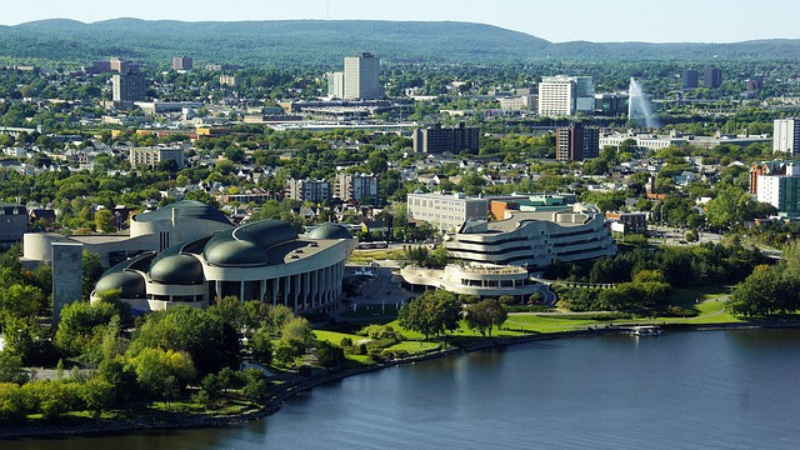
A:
[82,250,104,300]
[429,245,449,268]
[80,376,116,418]
[465,299,508,337]
[132,306,240,374]
[130,347,196,398]
[0,352,27,384]
[55,300,117,358]
[0,382,28,424]
[249,327,274,363]
[398,290,460,339]
[404,245,429,266]
[728,265,799,316]
[94,209,115,233]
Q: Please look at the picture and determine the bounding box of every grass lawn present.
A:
[386,341,440,353]
[314,330,361,345]
[670,286,730,307]
[348,249,405,264]
[503,315,604,333]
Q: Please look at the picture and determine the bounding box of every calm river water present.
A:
[4,329,800,449]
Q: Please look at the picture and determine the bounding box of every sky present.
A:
[2,0,798,44]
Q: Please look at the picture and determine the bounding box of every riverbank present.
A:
[4,320,800,439]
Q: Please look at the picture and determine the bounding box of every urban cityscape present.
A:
[1,3,800,448]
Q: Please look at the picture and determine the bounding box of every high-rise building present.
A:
[327,71,345,98]
[682,69,699,89]
[704,68,723,88]
[412,123,480,154]
[172,56,193,71]
[112,71,146,106]
[343,53,381,100]
[336,172,379,202]
[556,123,599,161]
[537,76,595,117]
[773,119,800,156]
[285,178,331,203]
[756,162,800,217]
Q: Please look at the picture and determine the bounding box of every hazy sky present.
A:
[2,0,798,43]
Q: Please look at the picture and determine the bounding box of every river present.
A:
[4,329,800,449]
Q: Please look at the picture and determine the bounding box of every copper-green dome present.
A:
[95,271,146,299]
[309,223,353,240]
[204,239,268,266]
[150,254,204,285]
[233,220,298,248]
[202,220,299,267]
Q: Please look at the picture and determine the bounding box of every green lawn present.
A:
[314,330,361,345]
[386,341,440,352]
[503,315,603,333]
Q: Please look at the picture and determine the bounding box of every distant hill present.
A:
[1,19,799,66]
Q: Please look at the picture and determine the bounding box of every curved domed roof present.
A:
[132,200,233,226]
[95,271,146,299]
[309,223,353,240]
[204,238,268,266]
[233,220,298,249]
[203,220,299,267]
[150,254,204,285]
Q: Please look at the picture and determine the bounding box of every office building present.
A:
[538,75,595,117]
[407,192,489,233]
[499,95,535,110]
[327,71,345,99]
[773,119,800,156]
[682,69,699,89]
[343,53,382,100]
[556,123,599,161]
[285,178,331,203]
[129,146,185,169]
[336,172,378,202]
[445,204,616,269]
[112,72,146,106]
[704,68,723,89]
[412,123,480,154]
[172,56,193,71]
[91,221,356,313]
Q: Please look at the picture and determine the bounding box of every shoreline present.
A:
[3,321,800,440]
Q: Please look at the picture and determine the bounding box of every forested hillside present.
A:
[1,19,799,67]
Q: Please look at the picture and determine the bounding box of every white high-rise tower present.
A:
[344,53,381,100]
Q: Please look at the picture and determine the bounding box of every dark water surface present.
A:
[4,329,800,449]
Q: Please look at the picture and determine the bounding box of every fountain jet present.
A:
[628,78,661,129]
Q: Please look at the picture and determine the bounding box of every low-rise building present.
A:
[91,222,356,314]
[0,203,28,249]
[407,191,488,233]
[445,204,616,269]
[285,178,331,203]
[336,172,378,203]
[400,263,539,301]
[129,146,185,169]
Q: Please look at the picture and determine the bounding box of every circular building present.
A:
[93,220,355,314]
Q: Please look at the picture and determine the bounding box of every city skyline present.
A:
[2,0,799,44]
